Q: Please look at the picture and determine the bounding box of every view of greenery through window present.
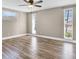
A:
[64,8,73,39]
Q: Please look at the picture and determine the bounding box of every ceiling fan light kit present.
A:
[28,5,34,7]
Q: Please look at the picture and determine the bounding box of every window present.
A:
[64,8,73,40]
[32,13,36,34]
[2,11,16,16]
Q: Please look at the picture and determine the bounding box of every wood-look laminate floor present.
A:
[2,36,76,59]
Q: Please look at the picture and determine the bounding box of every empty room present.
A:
[2,0,76,59]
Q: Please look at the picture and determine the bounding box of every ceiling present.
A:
[2,0,76,12]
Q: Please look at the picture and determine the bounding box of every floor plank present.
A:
[2,36,76,59]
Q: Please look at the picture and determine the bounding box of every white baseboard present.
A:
[2,34,27,40]
[2,33,76,43]
[27,33,76,43]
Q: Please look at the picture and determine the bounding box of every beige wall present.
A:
[27,5,76,40]
[73,6,76,40]
[36,8,64,38]
[2,5,76,40]
[27,14,32,34]
[2,8,27,37]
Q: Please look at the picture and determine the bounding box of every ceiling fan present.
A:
[19,0,43,7]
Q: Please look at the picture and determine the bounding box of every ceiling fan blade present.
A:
[34,5,42,7]
[18,5,28,6]
[34,0,43,4]
[24,0,29,3]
